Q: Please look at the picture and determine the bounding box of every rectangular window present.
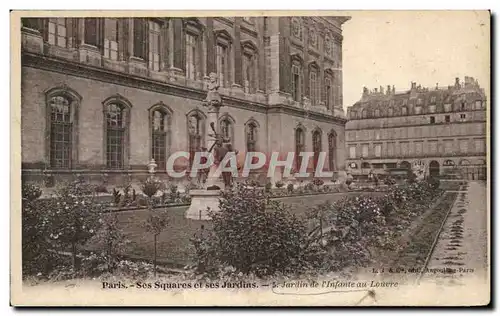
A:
[460,113,467,121]
[401,142,409,157]
[362,144,369,158]
[148,21,161,71]
[428,141,438,154]
[292,64,300,101]
[475,139,485,153]
[430,116,435,124]
[374,144,382,157]
[103,18,118,60]
[216,44,228,87]
[325,78,332,109]
[444,104,452,112]
[84,18,98,46]
[444,140,453,154]
[459,139,469,153]
[445,115,450,123]
[48,18,67,48]
[415,142,423,156]
[243,53,254,93]
[107,129,124,169]
[475,100,482,110]
[309,71,318,105]
[133,19,146,59]
[185,33,197,80]
[349,146,356,159]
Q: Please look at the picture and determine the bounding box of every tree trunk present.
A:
[153,234,157,277]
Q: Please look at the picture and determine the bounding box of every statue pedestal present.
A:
[185,189,221,220]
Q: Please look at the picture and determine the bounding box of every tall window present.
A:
[106,103,127,169]
[459,139,469,153]
[292,63,301,102]
[220,117,233,143]
[48,18,67,47]
[328,131,337,171]
[216,44,229,87]
[148,20,161,71]
[402,106,408,115]
[325,77,332,109]
[387,142,395,157]
[312,130,322,171]
[151,109,168,170]
[295,128,305,171]
[188,114,203,169]
[246,122,258,152]
[243,53,255,93]
[49,95,72,168]
[309,67,319,105]
[362,144,369,158]
[103,18,118,60]
[133,19,146,59]
[429,141,438,154]
[375,144,382,157]
[185,33,197,80]
[388,107,394,116]
[349,146,356,159]
[84,18,99,47]
[361,109,367,119]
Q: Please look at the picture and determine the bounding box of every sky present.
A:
[340,11,490,109]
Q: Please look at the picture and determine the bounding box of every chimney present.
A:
[374,88,378,93]
[455,77,460,88]
[392,85,395,94]
[387,85,391,95]
[411,82,417,90]
[436,83,439,90]
[380,86,384,94]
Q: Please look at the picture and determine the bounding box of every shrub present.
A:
[112,188,122,206]
[22,183,42,202]
[265,181,272,193]
[141,179,161,199]
[22,181,105,277]
[312,178,324,186]
[287,183,294,194]
[192,184,314,278]
[304,182,315,192]
[274,180,284,188]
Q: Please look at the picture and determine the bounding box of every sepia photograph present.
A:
[11,10,491,306]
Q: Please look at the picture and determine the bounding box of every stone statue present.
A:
[203,72,222,111]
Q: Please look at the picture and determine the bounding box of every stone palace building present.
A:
[20,16,350,186]
[345,77,488,180]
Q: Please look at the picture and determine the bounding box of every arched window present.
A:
[187,111,205,169]
[309,64,319,106]
[295,127,305,171]
[150,104,172,171]
[242,41,258,94]
[245,120,259,152]
[45,86,81,169]
[219,114,235,145]
[104,97,131,169]
[328,131,337,171]
[48,95,72,168]
[291,56,302,102]
[312,129,322,172]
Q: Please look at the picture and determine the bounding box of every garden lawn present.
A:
[89,191,384,268]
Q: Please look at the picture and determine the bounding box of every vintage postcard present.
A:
[11,10,491,306]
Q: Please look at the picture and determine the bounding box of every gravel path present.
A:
[420,181,488,286]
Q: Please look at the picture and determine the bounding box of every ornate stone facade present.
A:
[345,77,488,180]
[20,16,350,186]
